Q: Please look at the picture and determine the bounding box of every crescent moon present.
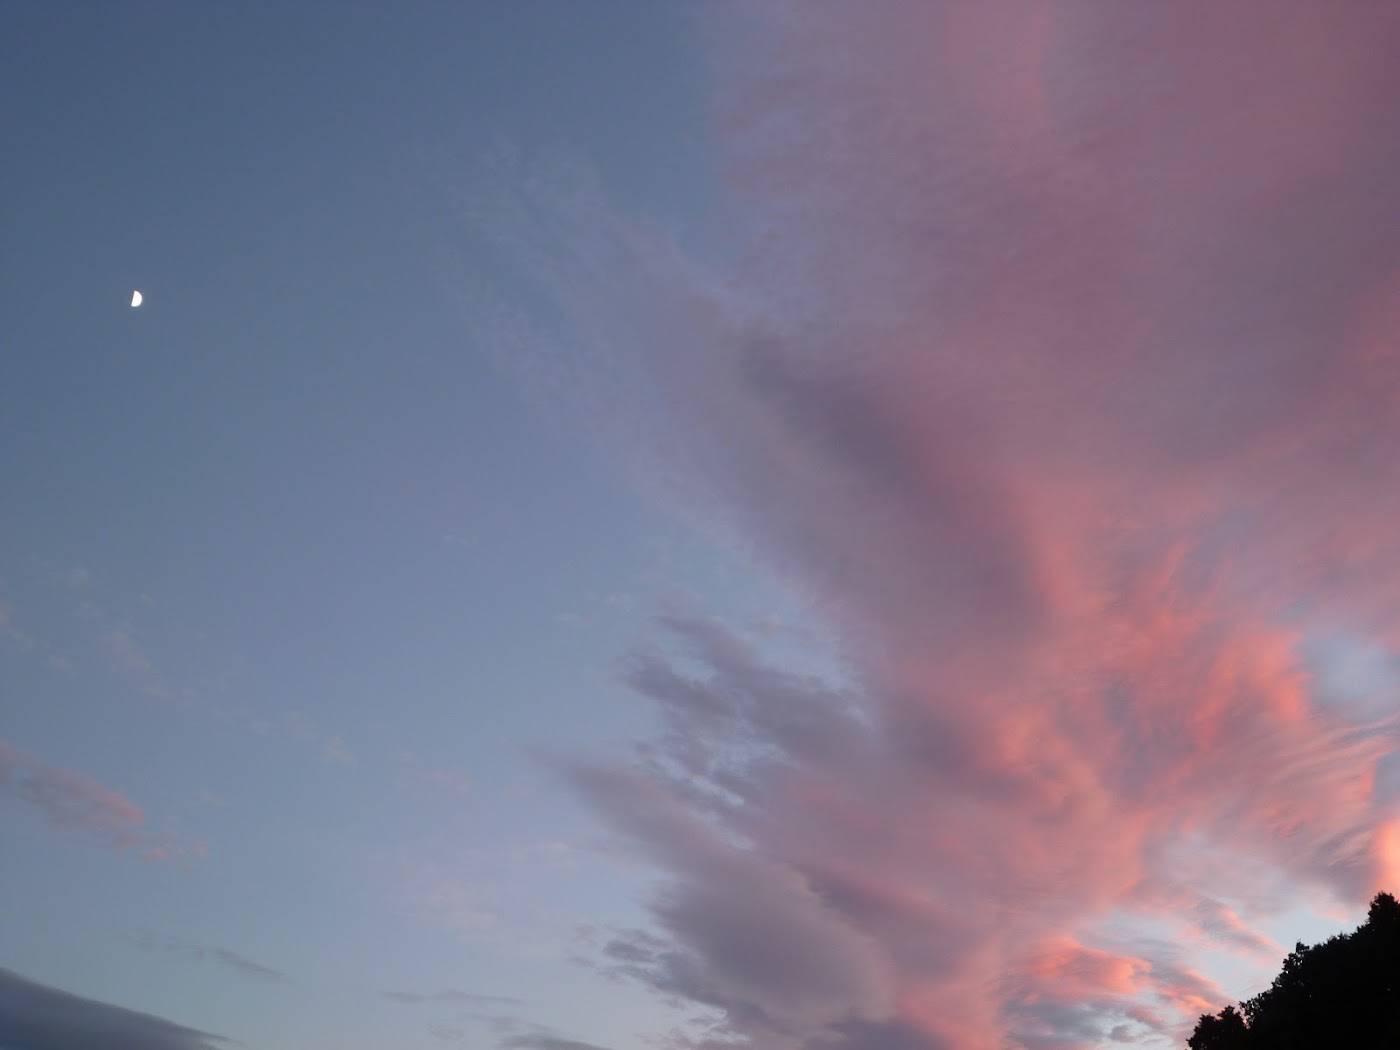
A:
[131,290,143,307]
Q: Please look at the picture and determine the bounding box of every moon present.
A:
[130,290,143,308]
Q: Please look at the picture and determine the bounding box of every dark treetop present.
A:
[1187,893,1400,1049]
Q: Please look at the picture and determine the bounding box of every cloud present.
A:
[207,949,284,983]
[0,598,34,651]
[383,988,520,1005]
[1184,897,1281,958]
[386,855,498,935]
[99,627,156,678]
[0,740,145,842]
[0,741,199,863]
[0,965,225,1050]
[128,936,289,984]
[566,760,889,1036]
[460,2,1400,1048]
[498,1030,615,1050]
[97,625,178,704]
[391,751,473,796]
[425,769,472,795]
[324,736,356,765]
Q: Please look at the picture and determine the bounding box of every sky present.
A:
[4,3,1400,1049]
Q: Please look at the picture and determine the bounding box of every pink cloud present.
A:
[0,739,145,834]
[0,739,196,862]
[466,3,1400,1047]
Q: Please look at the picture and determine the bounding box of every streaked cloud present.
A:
[324,736,356,765]
[1,740,145,843]
[498,1027,615,1050]
[128,936,290,984]
[100,627,155,677]
[463,3,1400,1047]
[387,854,498,936]
[0,597,34,651]
[0,740,202,864]
[425,769,472,795]
[96,621,181,705]
[383,987,520,1005]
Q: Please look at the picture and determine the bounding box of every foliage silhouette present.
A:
[1186,892,1400,1048]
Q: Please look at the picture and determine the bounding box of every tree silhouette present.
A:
[1186,892,1400,1048]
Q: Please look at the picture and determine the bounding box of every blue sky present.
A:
[7,6,1400,1050]
[2,6,735,1049]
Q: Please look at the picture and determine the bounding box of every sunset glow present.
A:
[6,5,1400,1050]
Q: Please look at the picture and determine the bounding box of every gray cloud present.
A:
[208,949,285,984]
[128,935,289,984]
[809,1019,948,1050]
[565,758,890,1043]
[0,966,225,1050]
[383,987,520,1005]
[499,1033,614,1050]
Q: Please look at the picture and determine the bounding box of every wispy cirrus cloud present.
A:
[21,562,362,769]
[494,1021,615,1050]
[1,740,145,843]
[500,1037,614,1050]
[0,740,202,863]
[0,597,34,651]
[324,735,356,765]
[459,3,1400,1048]
[100,626,157,678]
[0,966,225,1050]
[128,935,289,984]
[383,987,520,1006]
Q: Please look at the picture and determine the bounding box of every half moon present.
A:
[131,290,143,308]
